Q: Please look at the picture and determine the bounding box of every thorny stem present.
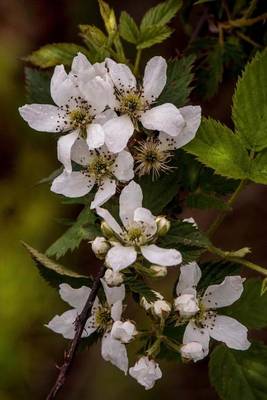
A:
[208,245,267,277]
[206,179,247,238]
[134,49,142,76]
[46,265,106,400]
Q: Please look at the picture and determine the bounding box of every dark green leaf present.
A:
[46,206,100,259]
[233,49,267,151]
[22,242,90,288]
[209,343,267,400]
[198,261,241,291]
[119,11,140,44]
[223,279,267,329]
[185,118,251,180]
[186,192,230,211]
[124,275,158,302]
[158,55,195,107]
[140,0,182,30]
[25,67,52,103]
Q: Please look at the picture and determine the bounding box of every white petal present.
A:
[141,244,182,267]
[140,103,185,137]
[46,309,77,339]
[83,315,98,338]
[158,105,201,149]
[210,315,250,350]
[91,179,116,209]
[176,262,202,296]
[71,52,92,74]
[96,207,123,235]
[71,137,91,166]
[80,76,109,114]
[94,109,117,125]
[86,123,105,150]
[133,207,157,236]
[106,58,136,91]
[19,104,67,132]
[103,115,134,153]
[57,130,79,173]
[106,244,137,271]
[101,278,125,306]
[202,276,244,309]
[51,170,94,198]
[101,333,128,374]
[119,181,143,227]
[59,283,92,309]
[112,151,134,182]
[183,320,210,356]
[50,65,79,106]
[143,56,167,102]
[111,301,123,322]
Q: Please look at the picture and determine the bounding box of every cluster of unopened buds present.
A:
[20,53,250,390]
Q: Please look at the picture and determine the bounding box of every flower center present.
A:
[122,223,153,247]
[95,305,112,331]
[86,153,115,183]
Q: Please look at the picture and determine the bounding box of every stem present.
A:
[208,245,267,277]
[114,36,127,63]
[133,49,142,76]
[206,179,247,238]
[46,265,106,400]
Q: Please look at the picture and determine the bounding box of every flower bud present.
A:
[111,320,137,343]
[101,221,114,238]
[152,300,171,318]
[104,269,123,287]
[180,342,205,362]
[91,237,110,259]
[174,294,199,318]
[140,291,163,311]
[129,356,162,390]
[150,265,167,278]
[156,216,170,236]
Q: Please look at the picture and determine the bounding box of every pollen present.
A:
[86,152,115,184]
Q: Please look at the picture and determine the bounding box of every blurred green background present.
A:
[1,1,267,399]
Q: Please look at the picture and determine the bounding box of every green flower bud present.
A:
[156,216,171,236]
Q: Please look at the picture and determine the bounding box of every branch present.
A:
[46,264,106,400]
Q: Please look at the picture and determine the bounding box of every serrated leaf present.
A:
[79,25,110,62]
[223,279,267,329]
[137,25,173,50]
[249,150,267,184]
[187,192,230,211]
[185,118,251,180]
[46,206,100,259]
[22,242,90,288]
[25,67,52,103]
[24,43,88,68]
[119,11,140,44]
[209,343,267,400]
[158,55,195,107]
[98,0,117,34]
[233,49,267,151]
[124,275,158,302]
[198,261,241,291]
[140,0,182,30]
[139,168,180,214]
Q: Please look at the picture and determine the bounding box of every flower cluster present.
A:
[19,52,251,391]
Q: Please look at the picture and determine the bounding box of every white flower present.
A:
[46,280,129,374]
[51,138,134,208]
[19,53,133,173]
[174,293,200,318]
[175,262,250,360]
[104,269,124,287]
[96,181,182,271]
[152,300,171,318]
[111,320,137,343]
[106,56,201,151]
[180,342,205,362]
[129,356,162,390]
[91,237,110,258]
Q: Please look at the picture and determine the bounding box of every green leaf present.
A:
[158,55,195,107]
[223,279,267,329]
[159,220,210,263]
[24,43,88,68]
[198,261,241,291]
[139,168,180,214]
[186,192,230,211]
[25,67,52,103]
[46,206,100,259]
[185,118,251,180]
[137,25,173,50]
[124,275,158,302]
[233,49,267,152]
[22,242,90,288]
[79,25,110,61]
[98,0,117,34]
[249,150,267,184]
[140,0,182,30]
[209,343,267,400]
[119,11,140,44]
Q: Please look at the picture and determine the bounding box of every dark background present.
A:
[1,0,267,399]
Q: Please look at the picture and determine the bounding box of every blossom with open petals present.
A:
[46,280,129,373]
[129,356,162,390]
[51,137,134,208]
[95,181,182,271]
[174,262,250,361]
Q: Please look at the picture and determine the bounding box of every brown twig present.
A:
[46,265,106,400]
